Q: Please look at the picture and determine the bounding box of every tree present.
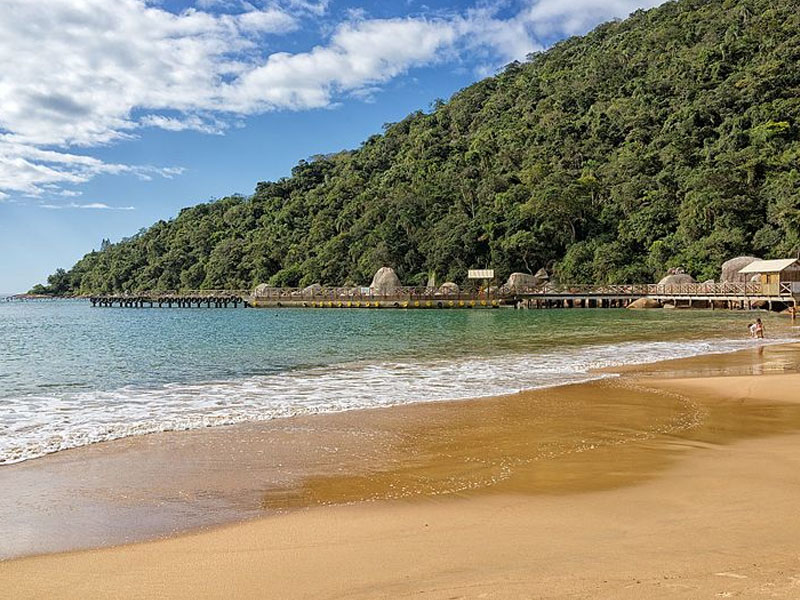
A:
[32,0,800,293]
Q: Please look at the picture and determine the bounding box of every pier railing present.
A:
[87,282,796,301]
[250,286,496,301]
[89,289,250,308]
[112,289,251,298]
[87,281,797,309]
[508,282,794,297]
[242,281,798,301]
[645,282,791,297]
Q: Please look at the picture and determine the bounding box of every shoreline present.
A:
[2,354,800,597]
[0,344,798,560]
[1,342,799,556]
[3,330,794,468]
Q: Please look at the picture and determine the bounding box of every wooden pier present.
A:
[88,282,798,312]
[247,286,502,309]
[513,282,799,311]
[645,282,799,311]
[90,290,249,309]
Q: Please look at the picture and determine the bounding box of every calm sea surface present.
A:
[0,299,796,465]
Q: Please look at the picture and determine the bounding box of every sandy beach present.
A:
[3,343,800,599]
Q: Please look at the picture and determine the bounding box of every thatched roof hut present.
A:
[534,267,550,281]
[739,259,800,293]
[721,256,760,283]
[369,267,402,295]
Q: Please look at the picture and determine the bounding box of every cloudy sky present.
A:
[0,0,665,292]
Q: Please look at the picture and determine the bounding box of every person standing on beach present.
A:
[755,318,764,339]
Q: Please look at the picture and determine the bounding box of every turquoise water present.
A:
[0,300,795,464]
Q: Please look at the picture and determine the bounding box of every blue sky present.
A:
[0,0,664,293]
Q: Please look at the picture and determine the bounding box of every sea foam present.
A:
[0,337,790,465]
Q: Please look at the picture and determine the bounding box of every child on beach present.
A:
[748,323,757,338]
[755,318,764,339]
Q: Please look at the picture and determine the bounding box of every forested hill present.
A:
[35,0,800,295]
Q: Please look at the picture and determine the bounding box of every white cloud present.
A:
[459,0,667,65]
[195,0,330,15]
[40,202,136,210]
[520,0,665,39]
[226,18,458,111]
[235,7,299,33]
[0,0,665,200]
[0,137,184,197]
[283,0,331,16]
[0,0,296,197]
[458,7,544,68]
[139,114,227,134]
[0,1,297,147]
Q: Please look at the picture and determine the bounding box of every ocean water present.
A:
[0,300,795,465]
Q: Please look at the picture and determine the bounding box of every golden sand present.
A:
[3,345,800,598]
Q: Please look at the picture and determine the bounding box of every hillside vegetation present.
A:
[35,0,800,295]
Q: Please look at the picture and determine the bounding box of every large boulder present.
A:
[721,256,760,283]
[301,283,323,297]
[657,273,697,286]
[627,298,662,309]
[370,267,402,295]
[437,282,459,295]
[506,272,544,290]
[253,283,276,298]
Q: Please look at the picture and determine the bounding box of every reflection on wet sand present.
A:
[1,344,799,560]
[264,371,800,510]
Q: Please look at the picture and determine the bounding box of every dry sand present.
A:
[3,349,800,599]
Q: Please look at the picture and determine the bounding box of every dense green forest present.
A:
[34,0,800,295]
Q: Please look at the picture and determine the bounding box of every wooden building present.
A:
[738,258,800,296]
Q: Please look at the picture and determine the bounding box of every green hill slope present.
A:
[36,0,800,295]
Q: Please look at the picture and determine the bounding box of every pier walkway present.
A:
[90,290,248,309]
[513,282,799,311]
[87,282,798,311]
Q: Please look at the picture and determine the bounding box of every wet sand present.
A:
[2,343,800,598]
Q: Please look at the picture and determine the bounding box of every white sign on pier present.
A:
[468,269,495,279]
